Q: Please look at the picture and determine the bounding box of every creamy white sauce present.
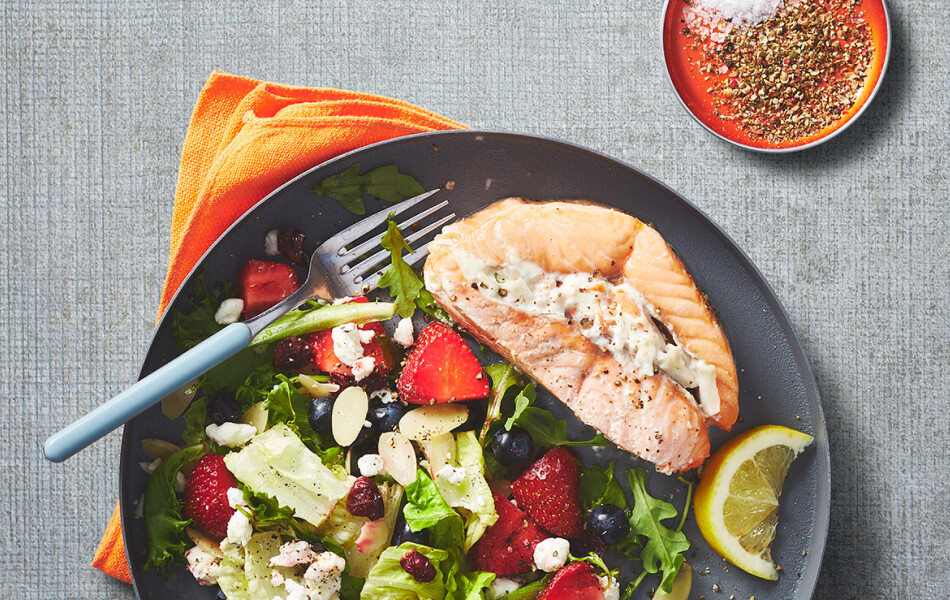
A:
[454,251,720,417]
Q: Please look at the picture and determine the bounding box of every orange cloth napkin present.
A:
[92,71,464,583]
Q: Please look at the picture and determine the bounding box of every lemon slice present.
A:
[693,424,814,580]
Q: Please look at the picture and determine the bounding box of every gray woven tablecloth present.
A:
[2,1,947,598]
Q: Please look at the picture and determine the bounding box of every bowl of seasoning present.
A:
[662,0,890,152]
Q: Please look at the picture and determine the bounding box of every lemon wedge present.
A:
[693,424,814,580]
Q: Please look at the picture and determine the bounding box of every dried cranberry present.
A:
[273,336,313,372]
[277,228,307,264]
[346,476,384,520]
[400,549,436,582]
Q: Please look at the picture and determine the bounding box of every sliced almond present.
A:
[398,404,469,441]
[378,432,417,486]
[161,380,198,420]
[419,433,456,477]
[332,386,369,447]
[186,527,225,559]
[298,374,340,398]
[141,438,182,460]
[241,401,268,434]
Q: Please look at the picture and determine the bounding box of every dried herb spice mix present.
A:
[683,0,873,144]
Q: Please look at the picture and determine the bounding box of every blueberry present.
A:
[206,394,241,425]
[392,514,431,546]
[587,504,630,546]
[308,397,334,434]
[454,400,487,432]
[491,426,534,468]
[353,424,377,448]
[367,397,409,432]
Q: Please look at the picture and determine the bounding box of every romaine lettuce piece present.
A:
[217,541,250,600]
[244,532,286,600]
[431,432,497,551]
[361,543,449,600]
[224,423,352,527]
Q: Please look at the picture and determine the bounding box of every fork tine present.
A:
[326,189,441,250]
[343,211,457,280]
[349,242,433,295]
[338,199,449,262]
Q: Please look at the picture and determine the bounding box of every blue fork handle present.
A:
[43,322,253,463]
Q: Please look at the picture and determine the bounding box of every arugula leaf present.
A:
[312,163,425,215]
[578,462,628,512]
[627,468,690,594]
[479,364,523,445]
[500,382,610,450]
[378,219,451,321]
[504,383,536,430]
[142,444,205,576]
[170,269,228,351]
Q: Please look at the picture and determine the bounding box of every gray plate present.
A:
[120,130,830,600]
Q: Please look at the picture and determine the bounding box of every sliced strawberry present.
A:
[468,493,550,575]
[396,322,489,404]
[308,298,393,379]
[536,562,605,600]
[511,447,585,538]
[239,259,299,318]
[183,454,237,540]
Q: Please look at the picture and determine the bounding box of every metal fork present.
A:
[43,189,453,462]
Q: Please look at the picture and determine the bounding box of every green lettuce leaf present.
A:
[312,163,425,215]
[262,374,343,465]
[378,219,450,321]
[170,268,229,351]
[403,469,464,550]
[503,382,610,450]
[480,364,523,444]
[361,542,450,600]
[432,432,498,551]
[142,444,205,576]
[578,462,628,512]
[626,468,690,594]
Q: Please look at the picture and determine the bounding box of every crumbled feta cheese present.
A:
[264,229,280,255]
[139,457,162,474]
[205,422,257,447]
[226,510,253,546]
[214,298,245,325]
[436,464,466,486]
[533,537,570,572]
[370,389,397,404]
[357,454,385,477]
[358,328,377,344]
[599,575,620,600]
[304,551,346,600]
[226,487,246,510]
[271,570,286,586]
[174,472,187,494]
[332,296,356,305]
[331,323,364,366]
[283,579,310,600]
[490,576,522,598]
[393,318,414,347]
[185,545,221,585]
[270,540,317,568]
[351,356,376,381]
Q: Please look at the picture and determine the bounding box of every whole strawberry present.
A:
[183,453,237,540]
[536,561,605,600]
[511,446,585,538]
[468,493,550,575]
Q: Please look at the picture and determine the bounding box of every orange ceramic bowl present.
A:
[661,0,890,152]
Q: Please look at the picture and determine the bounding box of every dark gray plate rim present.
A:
[119,129,830,599]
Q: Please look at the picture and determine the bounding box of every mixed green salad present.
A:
[137,217,694,600]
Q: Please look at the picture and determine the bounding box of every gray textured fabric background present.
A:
[2,1,947,598]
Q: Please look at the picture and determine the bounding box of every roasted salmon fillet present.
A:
[423,198,739,473]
